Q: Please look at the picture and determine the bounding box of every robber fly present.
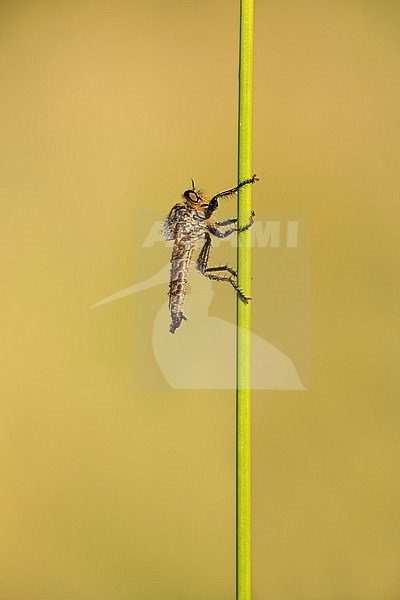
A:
[163,175,259,333]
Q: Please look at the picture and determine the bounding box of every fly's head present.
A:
[182,179,217,217]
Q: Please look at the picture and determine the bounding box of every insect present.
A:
[163,174,259,333]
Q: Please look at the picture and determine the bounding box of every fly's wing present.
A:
[163,203,184,241]
[168,225,194,333]
[168,232,194,310]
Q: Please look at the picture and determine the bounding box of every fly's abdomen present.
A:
[168,239,194,333]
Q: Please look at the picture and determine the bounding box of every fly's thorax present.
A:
[164,200,212,244]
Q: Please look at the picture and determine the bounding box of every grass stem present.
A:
[236,1,254,599]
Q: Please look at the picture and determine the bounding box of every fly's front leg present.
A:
[210,174,259,204]
[207,174,259,214]
[197,233,250,303]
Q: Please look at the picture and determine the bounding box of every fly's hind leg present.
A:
[197,234,251,303]
[204,271,251,304]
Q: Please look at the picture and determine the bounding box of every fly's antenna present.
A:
[191,178,196,191]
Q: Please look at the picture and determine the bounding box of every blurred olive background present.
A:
[1,1,400,598]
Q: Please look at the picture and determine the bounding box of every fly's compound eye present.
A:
[183,190,199,203]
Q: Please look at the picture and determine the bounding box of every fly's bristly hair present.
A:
[163,174,259,333]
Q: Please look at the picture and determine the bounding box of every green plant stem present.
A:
[236,1,254,599]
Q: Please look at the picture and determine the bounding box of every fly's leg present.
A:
[205,265,237,277]
[215,217,238,226]
[207,210,255,238]
[197,232,212,271]
[207,174,259,213]
[210,174,259,203]
[205,272,250,304]
[197,234,250,303]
